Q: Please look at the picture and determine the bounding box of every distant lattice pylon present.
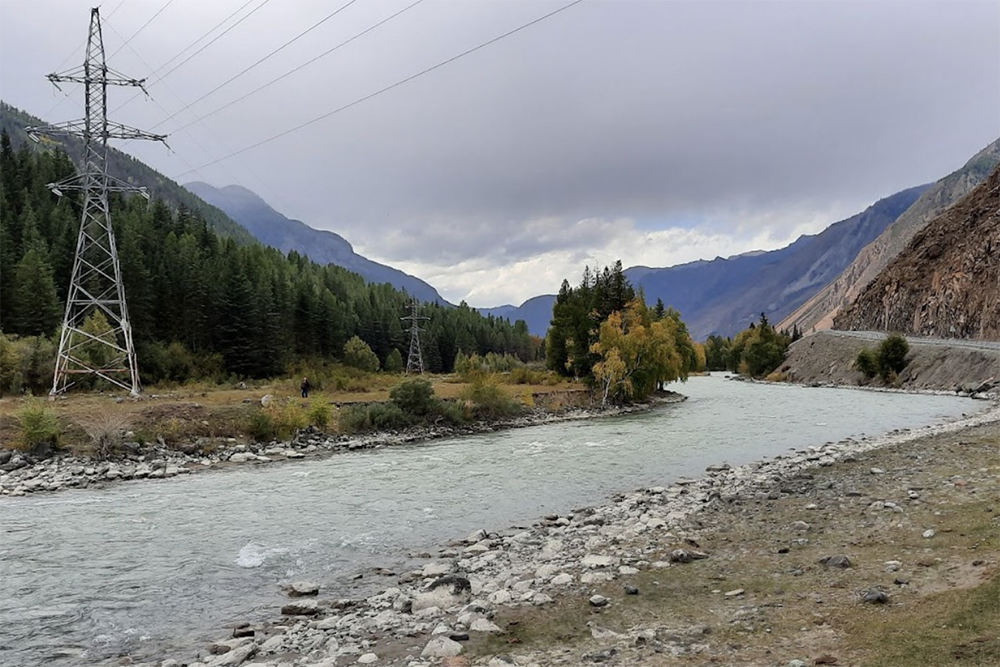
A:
[401,300,430,373]
[27,7,166,397]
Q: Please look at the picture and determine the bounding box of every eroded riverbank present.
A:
[0,396,679,497]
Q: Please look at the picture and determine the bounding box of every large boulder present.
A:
[420,636,463,658]
[412,575,472,612]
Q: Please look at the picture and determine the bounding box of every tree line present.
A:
[0,131,540,393]
[703,314,801,377]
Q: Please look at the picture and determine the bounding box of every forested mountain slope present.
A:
[185,182,446,304]
[779,137,1000,334]
[0,129,534,390]
[834,164,1000,340]
[0,101,253,244]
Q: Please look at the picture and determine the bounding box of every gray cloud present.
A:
[2,0,998,304]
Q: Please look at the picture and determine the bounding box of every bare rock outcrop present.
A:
[834,164,1000,339]
[780,138,1000,334]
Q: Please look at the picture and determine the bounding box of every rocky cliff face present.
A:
[834,164,1000,339]
[779,138,1000,334]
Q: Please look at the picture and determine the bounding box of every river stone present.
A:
[358,653,379,664]
[281,599,319,615]
[550,573,574,586]
[207,642,257,666]
[285,581,319,597]
[589,594,609,607]
[422,561,455,577]
[421,636,463,658]
[819,555,852,569]
[470,618,502,633]
[582,554,616,568]
[413,575,472,612]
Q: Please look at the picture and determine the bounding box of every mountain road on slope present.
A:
[824,329,1000,352]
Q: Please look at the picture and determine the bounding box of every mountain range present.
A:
[183,182,446,304]
[482,184,928,339]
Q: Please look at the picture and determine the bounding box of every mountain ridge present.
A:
[184,181,448,304]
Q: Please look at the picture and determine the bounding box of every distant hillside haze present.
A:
[485,184,928,340]
[834,163,1000,340]
[478,294,557,339]
[184,182,447,305]
[779,137,1000,335]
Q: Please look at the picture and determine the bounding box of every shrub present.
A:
[764,370,788,383]
[246,410,276,442]
[506,367,547,385]
[344,336,380,373]
[390,378,437,416]
[383,348,404,373]
[338,403,413,433]
[459,374,523,420]
[16,401,61,454]
[77,409,132,459]
[877,334,910,380]
[272,402,309,439]
[308,402,332,428]
[856,348,878,379]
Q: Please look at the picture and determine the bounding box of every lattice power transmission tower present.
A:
[28,8,166,398]
[401,301,430,374]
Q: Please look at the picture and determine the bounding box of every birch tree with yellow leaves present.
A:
[590,298,686,406]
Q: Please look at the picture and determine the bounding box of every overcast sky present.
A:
[2,0,998,306]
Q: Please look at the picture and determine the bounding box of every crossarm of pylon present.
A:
[26,120,166,144]
[48,67,148,88]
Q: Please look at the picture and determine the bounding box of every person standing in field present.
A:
[300,377,310,399]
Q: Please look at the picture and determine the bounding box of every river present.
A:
[0,377,982,665]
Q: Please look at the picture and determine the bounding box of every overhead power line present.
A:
[111,0,274,115]
[167,0,425,135]
[149,0,361,131]
[107,0,175,60]
[175,0,585,178]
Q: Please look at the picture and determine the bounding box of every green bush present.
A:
[459,374,523,420]
[308,402,332,428]
[344,336,380,373]
[506,367,547,385]
[878,333,910,380]
[338,403,413,433]
[246,410,276,442]
[856,348,878,379]
[390,378,437,416]
[383,348,404,373]
[17,401,61,453]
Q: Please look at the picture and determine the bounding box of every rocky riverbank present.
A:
[0,394,683,497]
[153,399,998,667]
